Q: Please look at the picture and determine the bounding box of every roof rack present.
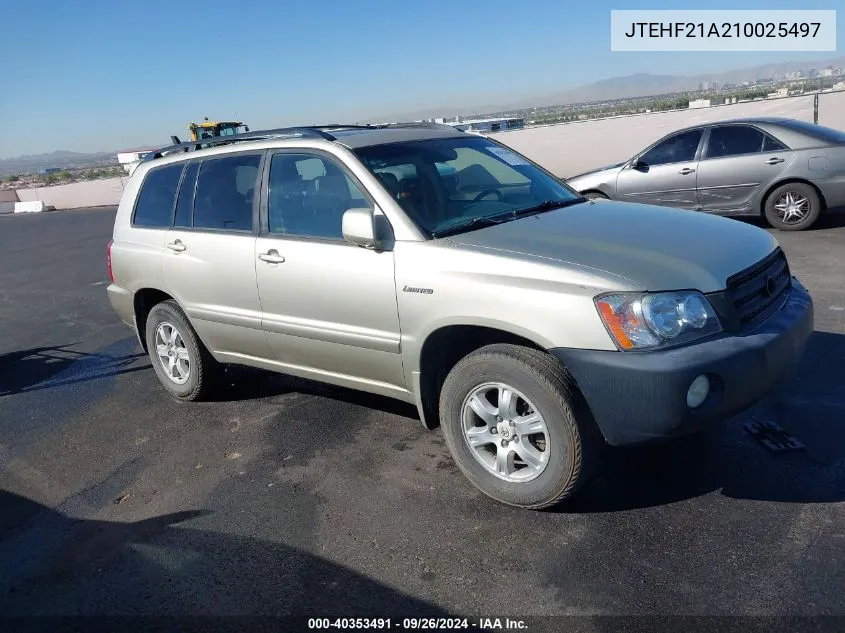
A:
[142,121,464,162]
[142,126,342,161]
[377,121,459,131]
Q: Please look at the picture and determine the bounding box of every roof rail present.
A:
[142,126,340,161]
[379,121,460,131]
[314,121,463,132]
[141,121,464,163]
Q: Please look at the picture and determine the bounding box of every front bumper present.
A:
[551,280,814,446]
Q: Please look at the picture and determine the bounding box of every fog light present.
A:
[687,375,710,409]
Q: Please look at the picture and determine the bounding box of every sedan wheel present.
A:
[764,183,821,231]
[773,192,810,225]
[582,191,608,201]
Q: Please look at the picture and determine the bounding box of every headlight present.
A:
[595,290,722,350]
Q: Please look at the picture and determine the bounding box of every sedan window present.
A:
[763,134,789,152]
[705,126,766,158]
[640,130,702,166]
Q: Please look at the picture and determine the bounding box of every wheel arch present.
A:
[759,178,827,217]
[581,188,610,199]
[414,323,551,430]
[133,288,176,352]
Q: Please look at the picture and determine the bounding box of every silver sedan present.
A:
[565,117,845,231]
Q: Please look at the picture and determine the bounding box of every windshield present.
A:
[353,136,582,237]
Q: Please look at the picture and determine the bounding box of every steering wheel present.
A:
[473,188,503,202]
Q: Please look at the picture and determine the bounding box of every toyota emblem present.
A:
[765,276,777,297]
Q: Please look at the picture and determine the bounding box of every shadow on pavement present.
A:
[0,489,451,618]
[739,206,845,231]
[0,344,148,397]
[560,330,845,513]
[213,366,419,419]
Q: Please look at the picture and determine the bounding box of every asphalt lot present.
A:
[1,207,844,624]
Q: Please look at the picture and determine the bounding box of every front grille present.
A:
[726,248,792,331]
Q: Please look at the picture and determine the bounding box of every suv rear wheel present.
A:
[439,344,602,509]
[144,300,219,401]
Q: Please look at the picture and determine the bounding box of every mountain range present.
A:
[0,150,118,177]
[368,55,845,121]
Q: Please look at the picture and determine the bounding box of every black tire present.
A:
[144,299,219,401]
[582,191,608,201]
[439,344,603,509]
[763,182,821,231]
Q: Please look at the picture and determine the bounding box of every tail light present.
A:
[106,239,115,283]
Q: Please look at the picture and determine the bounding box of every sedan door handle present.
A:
[258,250,285,264]
[678,168,696,175]
[765,157,785,165]
[166,240,186,252]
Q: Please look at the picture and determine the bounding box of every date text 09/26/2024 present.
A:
[308,617,528,630]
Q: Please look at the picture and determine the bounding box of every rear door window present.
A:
[133,163,184,228]
[705,126,765,158]
[193,153,261,231]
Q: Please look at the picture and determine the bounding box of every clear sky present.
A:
[0,0,841,157]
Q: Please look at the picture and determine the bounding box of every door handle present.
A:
[678,168,696,175]
[765,157,785,165]
[258,250,285,264]
[167,240,186,252]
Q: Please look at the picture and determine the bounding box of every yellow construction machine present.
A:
[169,118,250,145]
[188,117,249,141]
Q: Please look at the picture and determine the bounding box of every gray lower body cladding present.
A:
[550,282,814,446]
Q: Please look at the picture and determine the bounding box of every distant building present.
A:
[40,167,61,175]
[443,117,525,133]
[698,81,709,91]
[767,88,789,99]
[820,68,834,77]
[117,148,155,174]
[688,99,711,109]
[833,81,845,91]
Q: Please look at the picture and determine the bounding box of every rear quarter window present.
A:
[132,163,184,228]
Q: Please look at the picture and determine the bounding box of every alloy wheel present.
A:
[460,382,550,483]
[154,322,191,385]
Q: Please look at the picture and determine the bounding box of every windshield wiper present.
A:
[509,198,586,218]
[431,214,510,238]
[431,197,587,239]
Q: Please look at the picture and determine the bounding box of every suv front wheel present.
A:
[144,300,219,401]
[439,344,602,509]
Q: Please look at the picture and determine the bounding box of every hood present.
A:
[565,161,625,181]
[447,200,779,293]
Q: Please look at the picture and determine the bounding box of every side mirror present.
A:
[342,207,379,249]
[630,158,647,170]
